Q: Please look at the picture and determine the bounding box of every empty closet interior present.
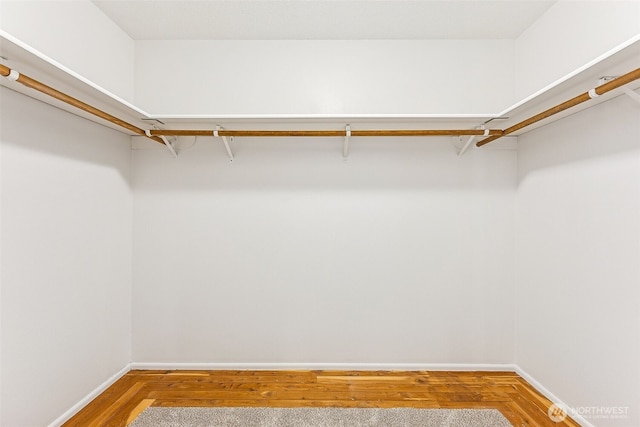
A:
[1,1,639,426]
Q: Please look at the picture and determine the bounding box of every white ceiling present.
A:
[92,0,556,40]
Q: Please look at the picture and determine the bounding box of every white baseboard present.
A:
[515,366,594,427]
[130,362,517,372]
[48,363,132,427]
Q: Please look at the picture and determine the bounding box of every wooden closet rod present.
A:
[476,66,640,147]
[149,129,504,137]
[0,64,166,146]
[3,62,639,149]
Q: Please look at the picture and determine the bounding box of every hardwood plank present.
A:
[126,399,155,426]
[63,375,141,426]
[316,375,414,383]
[84,382,147,427]
[145,380,518,395]
[145,389,443,402]
[152,399,446,408]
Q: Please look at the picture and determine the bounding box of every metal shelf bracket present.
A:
[214,125,234,162]
[146,129,177,158]
[343,124,351,159]
[622,87,640,105]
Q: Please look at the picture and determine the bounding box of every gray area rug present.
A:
[129,407,513,426]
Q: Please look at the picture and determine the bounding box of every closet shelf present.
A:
[1,31,639,150]
[492,35,640,138]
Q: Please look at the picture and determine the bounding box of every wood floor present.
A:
[63,370,580,426]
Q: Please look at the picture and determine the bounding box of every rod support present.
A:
[7,69,20,81]
[457,135,477,158]
[343,124,351,158]
[622,87,640,105]
[146,129,177,158]
[159,135,178,158]
[458,126,488,158]
[215,125,234,162]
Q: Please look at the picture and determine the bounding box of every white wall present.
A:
[1,2,638,425]
[0,87,133,426]
[516,93,640,426]
[515,0,640,101]
[134,40,514,115]
[132,137,516,365]
[0,0,135,102]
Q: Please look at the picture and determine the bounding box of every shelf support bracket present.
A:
[343,124,351,159]
[597,75,640,105]
[458,127,488,158]
[622,87,640,105]
[146,129,177,158]
[214,125,234,162]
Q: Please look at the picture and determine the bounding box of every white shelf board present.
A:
[148,114,498,130]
